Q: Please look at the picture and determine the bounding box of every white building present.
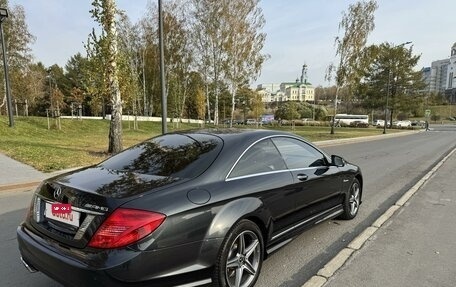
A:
[446,42,456,102]
[446,42,456,90]
[257,79,315,103]
[257,89,273,103]
[284,83,315,102]
[428,42,456,97]
[257,83,280,93]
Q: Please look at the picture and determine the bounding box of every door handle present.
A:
[297,174,308,181]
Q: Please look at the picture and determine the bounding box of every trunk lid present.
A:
[29,167,177,249]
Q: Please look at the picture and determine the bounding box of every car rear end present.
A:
[17,175,168,286]
[17,132,225,286]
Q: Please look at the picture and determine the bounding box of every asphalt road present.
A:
[1,125,455,287]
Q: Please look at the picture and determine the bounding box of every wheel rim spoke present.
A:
[244,260,256,276]
[235,266,243,287]
[238,233,246,254]
[244,239,259,258]
[227,257,240,269]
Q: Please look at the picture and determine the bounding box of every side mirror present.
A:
[331,155,345,167]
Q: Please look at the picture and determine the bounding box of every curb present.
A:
[0,166,84,192]
[314,129,421,147]
[301,146,456,287]
[0,181,41,192]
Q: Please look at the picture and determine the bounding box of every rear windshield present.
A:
[100,133,222,179]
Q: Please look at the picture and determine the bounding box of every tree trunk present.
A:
[230,84,237,128]
[106,0,123,154]
[205,82,210,124]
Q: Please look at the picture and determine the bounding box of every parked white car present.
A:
[396,120,412,127]
[375,120,390,127]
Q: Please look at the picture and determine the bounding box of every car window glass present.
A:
[229,139,287,178]
[272,137,326,169]
[100,134,222,179]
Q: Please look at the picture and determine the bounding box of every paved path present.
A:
[324,150,456,287]
[0,153,46,186]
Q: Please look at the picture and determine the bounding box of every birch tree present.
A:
[90,0,123,153]
[191,0,230,125]
[223,0,267,127]
[331,0,377,134]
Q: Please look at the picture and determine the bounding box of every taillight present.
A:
[88,208,166,249]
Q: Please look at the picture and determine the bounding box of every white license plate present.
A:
[45,203,80,228]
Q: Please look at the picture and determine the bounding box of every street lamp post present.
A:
[383,41,412,134]
[142,47,148,116]
[0,8,13,127]
[158,0,167,134]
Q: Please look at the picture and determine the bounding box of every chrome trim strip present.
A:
[287,167,324,172]
[225,134,330,181]
[20,257,38,273]
[68,206,104,215]
[225,169,290,182]
[73,214,95,240]
[175,278,212,287]
[314,209,344,225]
[266,238,293,254]
[271,205,342,241]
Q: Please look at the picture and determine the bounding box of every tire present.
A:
[213,220,264,287]
[339,178,361,220]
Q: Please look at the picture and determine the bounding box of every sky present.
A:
[9,0,456,87]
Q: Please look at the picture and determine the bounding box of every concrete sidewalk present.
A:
[0,153,46,189]
[323,150,456,287]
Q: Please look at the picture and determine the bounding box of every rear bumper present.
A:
[17,224,218,287]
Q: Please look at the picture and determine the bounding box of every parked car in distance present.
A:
[17,129,363,287]
[245,118,258,125]
[411,120,425,127]
[375,119,390,127]
[396,120,412,128]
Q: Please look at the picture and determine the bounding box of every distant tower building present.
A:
[300,64,308,84]
[446,42,456,89]
[445,42,456,102]
[257,65,315,103]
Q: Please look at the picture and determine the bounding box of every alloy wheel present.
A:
[349,182,360,216]
[225,230,261,287]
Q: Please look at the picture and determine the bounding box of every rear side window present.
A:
[272,137,327,169]
[229,139,287,178]
[100,134,222,179]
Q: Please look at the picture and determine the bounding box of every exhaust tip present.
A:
[20,257,38,273]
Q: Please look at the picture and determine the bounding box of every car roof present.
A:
[173,128,295,143]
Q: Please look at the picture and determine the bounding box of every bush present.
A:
[431,114,441,122]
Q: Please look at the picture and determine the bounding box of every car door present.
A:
[226,138,298,231]
[272,137,342,220]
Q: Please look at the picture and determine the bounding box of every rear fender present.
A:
[205,197,266,239]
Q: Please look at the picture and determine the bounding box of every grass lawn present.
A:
[0,116,406,172]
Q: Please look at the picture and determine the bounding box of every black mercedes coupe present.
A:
[17,129,362,287]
